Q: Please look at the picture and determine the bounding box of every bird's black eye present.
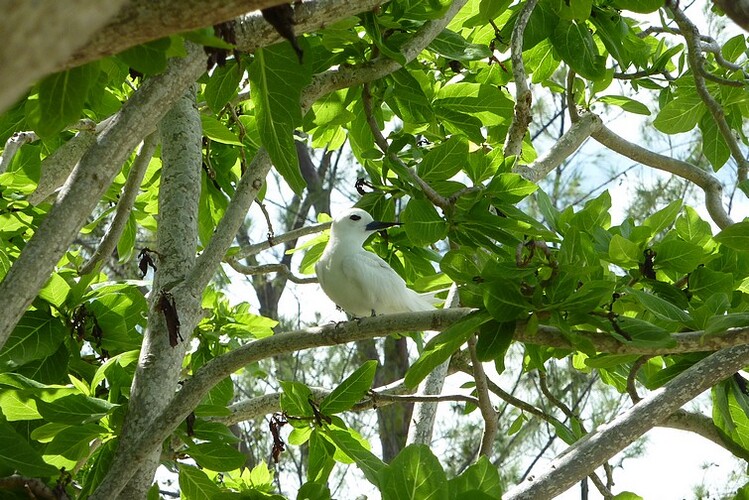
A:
[350,214,361,221]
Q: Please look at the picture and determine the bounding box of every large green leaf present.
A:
[433,82,513,126]
[380,444,448,500]
[699,113,730,171]
[320,360,377,414]
[179,464,223,498]
[0,421,58,477]
[405,311,491,388]
[249,41,312,194]
[712,379,749,461]
[653,95,705,134]
[386,69,434,124]
[279,380,313,417]
[187,442,247,472]
[402,199,448,246]
[37,62,99,137]
[0,310,66,371]
[653,239,705,273]
[428,29,493,62]
[324,427,385,486]
[550,20,606,80]
[36,394,115,425]
[627,288,693,326]
[448,455,503,497]
[418,136,469,182]
[204,60,242,113]
[715,220,749,251]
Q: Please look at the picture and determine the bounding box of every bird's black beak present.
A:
[365,220,401,231]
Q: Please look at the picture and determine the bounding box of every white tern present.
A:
[315,208,437,317]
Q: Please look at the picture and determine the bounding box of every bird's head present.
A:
[330,208,401,246]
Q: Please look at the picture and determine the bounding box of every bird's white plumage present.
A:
[315,208,436,317]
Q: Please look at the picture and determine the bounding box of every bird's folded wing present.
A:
[340,251,406,298]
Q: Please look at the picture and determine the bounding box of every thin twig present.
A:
[226,260,318,284]
[79,133,159,275]
[626,356,651,404]
[467,334,498,458]
[504,0,538,158]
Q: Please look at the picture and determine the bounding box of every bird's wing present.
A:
[340,250,415,314]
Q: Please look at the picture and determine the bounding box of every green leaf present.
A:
[179,464,223,498]
[187,442,247,471]
[609,234,641,267]
[280,380,313,417]
[627,288,693,326]
[117,38,171,75]
[428,29,493,62]
[249,41,312,194]
[643,199,682,235]
[712,379,749,461]
[116,213,137,264]
[715,220,749,251]
[433,82,513,127]
[550,20,605,80]
[653,95,705,134]
[37,62,99,137]
[320,360,377,414]
[402,199,448,246]
[475,321,514,364]
[36,394,115,425]
[704,313,749,336]
[449,455,503,497]
[0,389,41,421]
[0,421,58,476]
[675,206,712,246]
[405,311,491,388]
[616,317,676,348]
[38,273,71,308]
[380,444,448,500]
[486,173,538,202]
[386,69,434,124]
[324,427,385,486]
[653,239,705,273]
[308,430,336,483]
[689,267,734,300]
[0,310,66,371]
[200,114,242,146]
[45,424,108,459]
[204,60,241,113]
[612,0,664,13]
[417,136,469,182]
[483,281,529,321]
[597,95,651,115]
[699,112,730,171]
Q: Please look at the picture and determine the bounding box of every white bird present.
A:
[315,207,437,317]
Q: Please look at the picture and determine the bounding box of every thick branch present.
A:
[504,344,749,499]
[0,1,127,113]
[91,308,472,497]
[0,43,207,351]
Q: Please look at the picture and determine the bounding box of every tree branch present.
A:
[667,2,749,183]
[0,132,39,173]
[504,0,538,158]
[226,260,318,284]
[504,343,749,499]
[234,221,331,261]
[468,334,497,458]
[0,1,127,113]
[514,113,602,182]
[567,77,733,229]
[0,43,207,351]
[78,133,159,275]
